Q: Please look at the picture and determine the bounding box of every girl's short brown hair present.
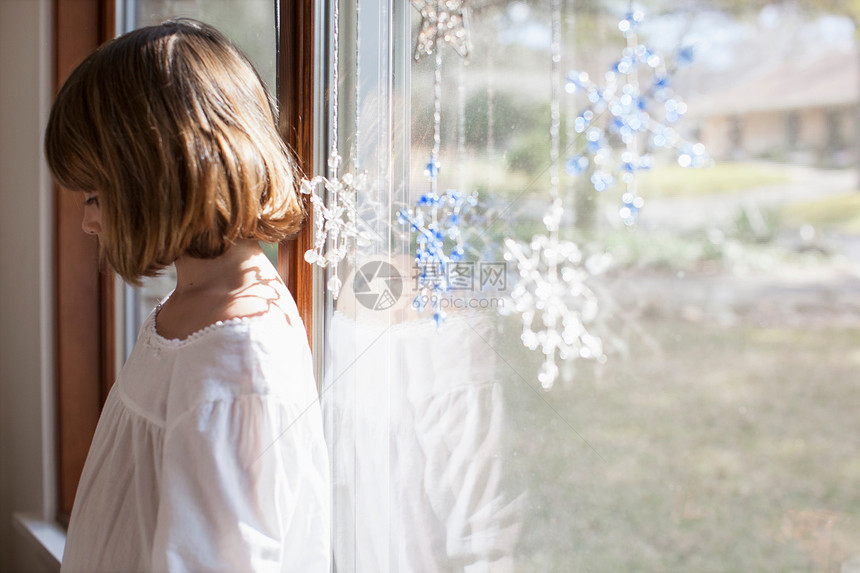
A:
[45,19,303,284]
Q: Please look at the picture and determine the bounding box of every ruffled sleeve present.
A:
[150,394,330,573]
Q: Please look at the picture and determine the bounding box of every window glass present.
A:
[323,1,860,570]
[129,0,275,90]
[119,0,276,350]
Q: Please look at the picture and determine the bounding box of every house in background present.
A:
[690,50,857,166]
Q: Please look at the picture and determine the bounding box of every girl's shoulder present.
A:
[154,276,298,341]
[145,293,314,418]
[148,283,303,349]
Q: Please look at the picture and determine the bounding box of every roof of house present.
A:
[688,50,858,117]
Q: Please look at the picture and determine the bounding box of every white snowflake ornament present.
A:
[504,234,608,389]
[301,160,374,298]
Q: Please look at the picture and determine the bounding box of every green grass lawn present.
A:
[495,314,860,571]
[436,156,857,570]
[781,192,860,234]
[638,162,792,198]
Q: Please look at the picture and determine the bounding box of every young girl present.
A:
[45,20,330,572]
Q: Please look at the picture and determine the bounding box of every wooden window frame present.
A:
[53,0,316,527]
[278,0,317,351]
[53,0,116,529]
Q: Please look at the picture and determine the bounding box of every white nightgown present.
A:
[61,303,331,573]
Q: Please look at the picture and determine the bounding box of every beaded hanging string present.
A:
[472,31,504,262]
[330,0,342,177]
[565,2,576,205]
[399,0,476,327]
[621,5,642,224]
[486,50,495,184]
[301,0,371,298]
[430,45,442,193]
[503,0,607,389]
[354,0,361,173]
[548,0,562,241]
[457,58,467,194]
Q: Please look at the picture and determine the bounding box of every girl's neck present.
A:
[172,239,267,297]
[155,239,288,341]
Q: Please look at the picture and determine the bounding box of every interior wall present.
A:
[0,0,56,571]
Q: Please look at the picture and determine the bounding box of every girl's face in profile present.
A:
[81,191,102,236]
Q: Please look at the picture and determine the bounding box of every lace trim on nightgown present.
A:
[147,299,289,349]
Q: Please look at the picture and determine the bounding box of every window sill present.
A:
[12,512,64,572]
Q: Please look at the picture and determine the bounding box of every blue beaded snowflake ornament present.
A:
[398,188,477,327]
[565,9,708,225]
